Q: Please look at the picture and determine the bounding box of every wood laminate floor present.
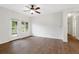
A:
[64,34,79,54]
[0,36,79,54]
[0,36,64,54]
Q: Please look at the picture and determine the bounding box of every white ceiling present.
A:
[0,4,79,16]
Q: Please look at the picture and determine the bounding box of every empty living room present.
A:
[0,4,79,54]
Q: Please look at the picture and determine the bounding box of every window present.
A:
[21,22,25,32]
[21,22,28,32]
[26,22,28,31]
[12,21,17,35]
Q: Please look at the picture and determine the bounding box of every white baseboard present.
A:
[0,35,32,44]
[33,35,68,42]
[0,40,12,44]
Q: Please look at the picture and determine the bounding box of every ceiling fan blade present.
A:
[35,7,40,10]
[24,10,30,12]
[35,11,40,14]
[25,6,30,9]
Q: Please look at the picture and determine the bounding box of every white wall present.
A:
[32,12,67,42]
[0,6,69,43]
[0,7,32,44]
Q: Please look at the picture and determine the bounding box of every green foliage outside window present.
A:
[12,21,17,34]
[21,22,28,32]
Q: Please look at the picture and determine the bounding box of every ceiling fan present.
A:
[24,4,40,14]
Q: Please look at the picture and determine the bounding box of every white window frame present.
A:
[11,18,18,36]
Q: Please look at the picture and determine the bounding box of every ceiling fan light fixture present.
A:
[24,4,41,14]
[30,10,35,14]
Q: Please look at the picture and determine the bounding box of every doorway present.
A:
[67,12,79,42]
